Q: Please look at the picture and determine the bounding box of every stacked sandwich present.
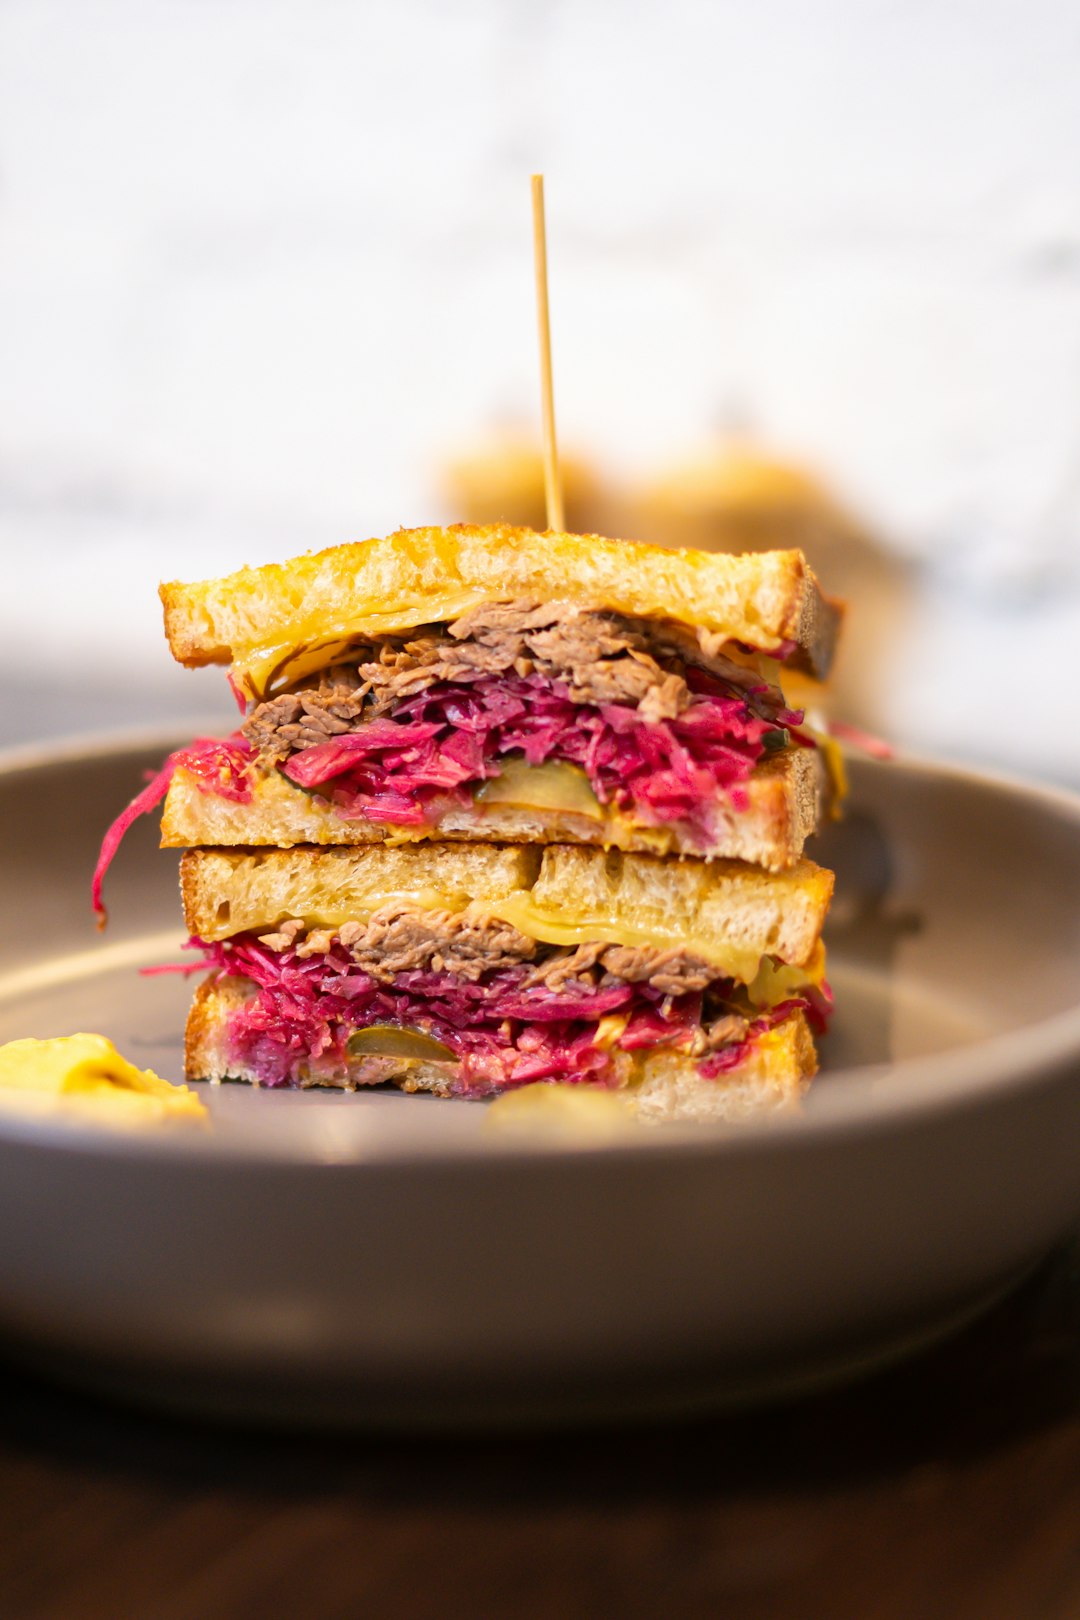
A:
[118,525,843,1123]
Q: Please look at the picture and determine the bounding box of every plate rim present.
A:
[2,725,1080,1169]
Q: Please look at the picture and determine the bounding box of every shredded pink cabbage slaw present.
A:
[174,932,820,1095]
[92,735,252,925]
[282,670,802,843]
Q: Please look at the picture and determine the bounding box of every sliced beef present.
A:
[261,911,725,1000]
[243,693,305,761]
[597,944,716,996]
[448,601,689,719]
[522,940,716,998]
[241,599,787,766]
[243,677,370,764]
[448,602,784,715]
[520,941,608,992]
[279,904,539,982]
[685,1011,752,1057]
[448,600,570,639]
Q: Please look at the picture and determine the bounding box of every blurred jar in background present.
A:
[441,429,606,536]
[439,429,909,737]
[609,436,913,735]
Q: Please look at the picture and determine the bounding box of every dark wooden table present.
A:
[0,1237,1078,1620]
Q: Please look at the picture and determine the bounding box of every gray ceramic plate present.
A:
[0,732,1078,1428]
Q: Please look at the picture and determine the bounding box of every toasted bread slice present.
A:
[161,746,824,872]
[182,840,538,941]
[186,975,816,1124]
[180,841,833,982]
[160,525,843,694]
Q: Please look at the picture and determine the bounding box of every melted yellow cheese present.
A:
[296,887,484,931]
[593,1012,631,1050]
[798,712,848,817]
[0,1035,208,1127]
[485,893,765,984]
[816,729,849,815]
[239,592,493,699]
[293,883,825,996]
[243,869,825,1000]
[233,582,790,700]
[746,941,827,1008]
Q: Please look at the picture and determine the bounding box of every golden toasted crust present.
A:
[185,975,815,1124]
[628,1009,816,1123]
[179,840,540,941]
[184,975,231,1085]
[161,746,824,871]
[160,525,842,684]
[179,840,833,978]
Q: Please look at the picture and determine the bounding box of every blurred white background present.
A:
[1,0,1079,782]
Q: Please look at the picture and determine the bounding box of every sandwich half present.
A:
[154,525,842,872]
[179,841,833,1124]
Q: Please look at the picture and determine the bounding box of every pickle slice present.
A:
[347,1025,455,1063]
[476,758,604,818]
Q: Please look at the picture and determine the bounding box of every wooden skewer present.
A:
[530,174,565,533]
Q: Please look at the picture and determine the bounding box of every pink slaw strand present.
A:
[826,719,894,760]
[92,736,253,927]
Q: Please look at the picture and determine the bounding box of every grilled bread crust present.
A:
[161,746,824,871]
[181,840,538,940]
[179,840,834,973]
[160,526,843,681]
[186,975,816,1125]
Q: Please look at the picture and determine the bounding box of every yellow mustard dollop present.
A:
[485,1082,633,1137]
[0,1034,208,1127]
